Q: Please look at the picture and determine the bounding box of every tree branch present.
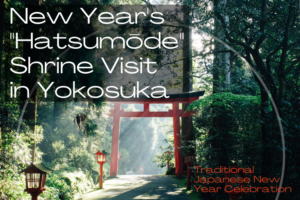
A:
[278,0,294,74]
[266,45,282,72]
[254,0,267,50]
[284,57,300,76]
[213,4,253,51]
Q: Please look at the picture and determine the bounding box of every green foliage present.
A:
[39,103,107,174]
[83,119,99,137]
[0,131,31,200]
[188,92,260,110]
[0,103,38,200]
[189,92,263,200]
[153,132,174,169]
[40,170,94,200]
[153,146,174,168]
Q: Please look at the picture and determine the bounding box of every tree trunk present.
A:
[256,85,273,200]
[0,1,5,154]
[0,0,4,98]
[20,1,40,162]
[223,16,230,90]
[209,2,222,165]
[0,127,1,153]
[53,101,64,130]
[4,40,11,102]
[88,138,92,153]
[182,5,194,154]
[210,0,231,167]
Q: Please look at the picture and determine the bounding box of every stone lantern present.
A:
[225,164,246,200]
[184,152,195,190]
[20,161,52,200]
[96,150,109,188]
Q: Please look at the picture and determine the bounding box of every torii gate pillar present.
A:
[110,103,120,177]
[172,102,183,176]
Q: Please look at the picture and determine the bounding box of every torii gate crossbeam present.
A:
[108,91,205,177]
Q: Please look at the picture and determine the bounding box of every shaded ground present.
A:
[82,175,198,200]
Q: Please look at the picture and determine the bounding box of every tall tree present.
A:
[19,0,40,162]
[0,0,4,97]
[204,0,232,168]
[0,0,4,153]
[182,4,194,155]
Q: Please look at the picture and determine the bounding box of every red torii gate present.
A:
[108,91,205,177]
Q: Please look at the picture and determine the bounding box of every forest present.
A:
[0,0,299,200]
